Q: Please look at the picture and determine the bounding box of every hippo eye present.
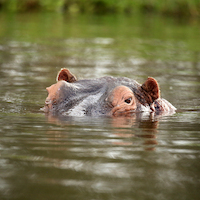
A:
[124,97,132,104]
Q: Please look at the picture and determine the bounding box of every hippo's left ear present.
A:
[56,68,77,83]
[141,77,160,103]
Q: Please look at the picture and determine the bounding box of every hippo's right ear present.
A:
[141,77,160,104]
[56,68,77,83]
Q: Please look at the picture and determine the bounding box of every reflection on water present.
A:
[1,111,200,200]
[0,12,200,200]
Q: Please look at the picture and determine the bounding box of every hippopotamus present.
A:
[42,68,176,117]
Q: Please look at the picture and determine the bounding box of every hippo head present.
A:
[43,68,176,116]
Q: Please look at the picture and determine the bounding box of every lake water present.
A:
[0,12,200,200]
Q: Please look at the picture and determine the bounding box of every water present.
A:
[0,12,200,200]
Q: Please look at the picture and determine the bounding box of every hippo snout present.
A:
[45,98,52,105]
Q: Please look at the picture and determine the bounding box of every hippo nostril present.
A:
[45,98,51,105]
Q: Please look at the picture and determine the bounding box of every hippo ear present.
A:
[56,68,77,83]
[141,77,160,103]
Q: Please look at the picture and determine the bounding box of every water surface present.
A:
[0,12,200,200]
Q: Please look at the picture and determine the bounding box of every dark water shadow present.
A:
[176,108,200,113]
[43,111,177,151]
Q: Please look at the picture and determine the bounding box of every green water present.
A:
[0,12,200,200]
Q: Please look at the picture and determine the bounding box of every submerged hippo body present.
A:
[43,68,176,117]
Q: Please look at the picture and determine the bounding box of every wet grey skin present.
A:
[43,75,176,117]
